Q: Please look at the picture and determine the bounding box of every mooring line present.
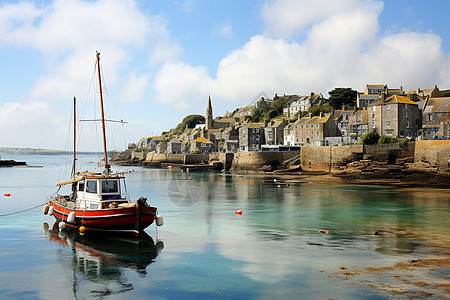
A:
[0,203,46,217]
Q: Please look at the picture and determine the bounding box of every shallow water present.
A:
[0,155,449,299]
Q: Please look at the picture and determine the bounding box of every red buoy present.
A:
[235,210,243,215]
[252,180,256,183]
[4,193,11,197]
[189,178,193,180]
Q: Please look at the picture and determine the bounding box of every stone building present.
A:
[336,110,354,137]
[283,93,325,118]
[368,95,421,138]
[349,109,369,141]
[295,114,338,146]
[167,139,182,154]
[421,97,450,139]
[264,120,286,145]
[283,123,296,146]
[191,137,213,154]
[239,122,266,151]
[357,84,385,109]
[407,85,442,102]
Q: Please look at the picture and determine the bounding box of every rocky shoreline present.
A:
[111,156,450,189]
[0,159,26,167]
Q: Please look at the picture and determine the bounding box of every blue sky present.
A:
[0,0,449,151]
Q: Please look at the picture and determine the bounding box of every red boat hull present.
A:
[50,201,157,236]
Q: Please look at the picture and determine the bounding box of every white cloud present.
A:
[151,0,450,113]
[116,71,150,103]
[217,21,234,38]
[261,0,383,38]
[153,61,213,110]
[0,101,64,148]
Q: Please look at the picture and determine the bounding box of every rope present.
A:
[0,202,46,217]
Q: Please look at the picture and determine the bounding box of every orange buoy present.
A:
[319,230,329,234]
[168,166,173,169]
[262,180,265,183]
[79,226,85,233]
[4,193,11,197]
[235,210,243,215]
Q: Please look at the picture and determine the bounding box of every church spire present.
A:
[206,95,213,130]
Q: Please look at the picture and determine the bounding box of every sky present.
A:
[0,0,449,151]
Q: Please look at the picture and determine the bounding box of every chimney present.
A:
[320,112,323,118]
[311,92,314,97]
[342,105,345,110]
[381,92,386,103]
[309,113,312,118]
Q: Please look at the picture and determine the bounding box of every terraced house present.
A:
[295,114,337,146]
[368,95,421,138]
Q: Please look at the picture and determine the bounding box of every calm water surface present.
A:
[0,155,449,299]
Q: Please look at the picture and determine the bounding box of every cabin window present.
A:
[78,182,85,192]
[102,180,119,193]
[86,180,97,194]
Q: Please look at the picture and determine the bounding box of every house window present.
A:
[371,114,375,120]
[343,115,348,120]
[386,104,391,111]
[427,114,433,122]
[387,121,391,127]
[372,122,376,129]
[317,131,319,135]
[405,109,408,118]
[342,130,346,136]
[356,115,362,122]
[301,138,304,142]
[406,121,409,128]
[372,106,376,112]
[311,130,313,135]
[385,129,394,136]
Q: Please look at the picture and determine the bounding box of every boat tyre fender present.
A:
[48,206,54,216]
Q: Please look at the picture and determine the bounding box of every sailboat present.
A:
[45,52,163,237]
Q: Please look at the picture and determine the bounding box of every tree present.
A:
[328,88,357,109]
[360,131,380,145]
[174,114,205,135]
[308,103,332,117]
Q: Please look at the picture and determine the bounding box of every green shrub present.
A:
[378,135,398,144]
[361,131,380,145]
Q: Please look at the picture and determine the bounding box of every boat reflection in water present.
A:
[43,222,163,297]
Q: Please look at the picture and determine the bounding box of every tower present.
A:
[206,95,213,130]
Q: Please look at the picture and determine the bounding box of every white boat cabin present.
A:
[75,175,129,210]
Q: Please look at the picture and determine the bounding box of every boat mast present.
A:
[96,51,110,174]
[71,97,76,178]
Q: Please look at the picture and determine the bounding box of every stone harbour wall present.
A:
[414,140,450,171]
[231,151,298,172]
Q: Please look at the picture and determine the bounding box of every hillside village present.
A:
[131,84,450,155]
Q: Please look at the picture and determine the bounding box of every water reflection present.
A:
[43,223,163,298]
